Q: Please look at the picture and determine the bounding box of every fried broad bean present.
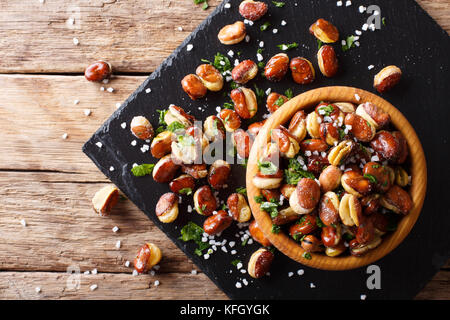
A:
[239,0,268,21]
[248,120,266,138]
[266,92,288,114]
[319,165,342,193]
[317,45,338,77]
[362,162,391,193]
[219,109,241,132]
[249,220,271,247]
[290,57,315,85]
[169,174,195,195]
[231,87,258,119]
[328,140,354,166]
[227,193,251,223]
[374,65,402,93]
[155,192,179,223]
[319,191,340,226]
[203,115,226,142]
[130,116,154,141]
[232,60,258,84]
[208,160,231,189]
[233,129,253,159]
[92,185,119,217]
[179,164,207,180]
[301,235,323,253]
[253,166,283,190]
[151,131,174,158]
[153,155,180,183]
[85,61,112,82]
[134,243,162,274]
[196,64,224,92]
[341,170,372,197]
[193,185,217,216]
[356,102,390,129]
[218,21,246,45]
[264,53,290,81]
[290,214,318,237]
[248,248,274,279]
[309,18,339,43]
[181,74,207,100]
[370,131,408,164]
[271,126,300,158]
[344,113,376,142]
[339,193,362,226]
[321,224,342,248]
[289,178,321,214]
[288,110,307,142]
[380,185,413,215]
[306,111,323,138]
[164,105,195,128]
[203,210,233,235]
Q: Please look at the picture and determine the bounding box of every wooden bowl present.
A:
[246,86,427,270]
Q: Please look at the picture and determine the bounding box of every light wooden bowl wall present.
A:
[246,86,427,270]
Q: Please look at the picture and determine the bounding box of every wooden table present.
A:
[0,0,448,300]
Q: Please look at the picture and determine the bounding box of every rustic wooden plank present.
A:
[0,271,227,300]
[415,271,450,300]
[0,0,222,74]
[0,171,200,273]
[0,74,146,175]
[0,0,447,74]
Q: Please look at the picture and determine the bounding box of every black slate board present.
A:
[83,0,450,299]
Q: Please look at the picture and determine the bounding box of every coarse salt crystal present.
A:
[125,261,130,267]
[62,133,68,140]
[145,88,151,93]
[371,155,380,162]
[84,109,91,116]
[355,30,362,35]
[281,20,287,26]
[245,35,250,42]
[90,284,98,291]
[115,240,121,248]
[336,1,342,6]
[35,287,41,293]
[203,253,210,259]
[100,86,105,91]
[256,53,263,61]
[354,93,361,101]
[345,0,352,6]
[360,294,367,300]
[359,5,366,13]
[84,271,90,275]
[242,279,248,286]
[73,99,80,105]
[96,142,102,148]
[236,263,243,270]
[362,24,368,31]
[228,50,234,57]
[112,226,119,233]
[131,140,137,146]
[297,269,304,275]
[92,269,98,275]
[186,44,193,51]
[310,283,316,288]
[235,282,242,288]
[288,272,294,277]
[191,269,197,275]
[231,250,237,255]
[154,280,160,286]
[368,65,375,70]
[107,87,114,93]
[20,219,27,227]
[73,37,79,45]
[177,26,183,31]
[121,122,126,129]
[116,103,121,109]
[224,3,231,9]
[132,270,138,276]
[109,166,115,172]
[272,29,278,34]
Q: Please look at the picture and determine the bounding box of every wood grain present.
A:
[0,0,447,74]
[247,86,427,270]
[0,0,448,299]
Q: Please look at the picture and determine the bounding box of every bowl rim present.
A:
[246,86,427,271]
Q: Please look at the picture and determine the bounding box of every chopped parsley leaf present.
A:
[277,42,299,51]
[258,160,279,175]
[260,22,271,31]
[131,164,155,177]
[179,188,193,195]
[236,187,247,196]
[272,1,285,7]
[342,35,356,52]
[271,224,281,234]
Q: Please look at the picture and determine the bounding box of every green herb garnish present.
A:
[302,252,312,260]
[284,158,315,184]
[254,84,265,105]
[179,188,193,195]
[284,88,293,99]
[131,164,155,177]
[231,259,241,266]
[342,35,356,52]
[271,224,281,234]
[156,109,168,125]
[277,42,299,51]
[272,1,285,7]
[260,22,271,31]
[193,0,208,10]
[274,96,287,107]
[254,195,264,204]
[179,221,210,256]
[364,173,377,183]
[260,201,280,218]
[258,160,279,175]
[236,187,247,196]
[166,121,185,132]
[317,39,323,50]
